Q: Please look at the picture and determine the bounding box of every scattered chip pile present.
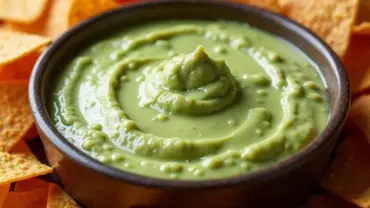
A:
[0,0,370,207]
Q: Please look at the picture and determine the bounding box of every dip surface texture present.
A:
[48,20,329,180]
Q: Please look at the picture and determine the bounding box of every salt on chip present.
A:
[0,184,10,208]
[0,30,50,65]
[47,183,81,208]
[0,0,48,23]
[9,0,71,39]
[321,133,370,208]
[349,94,370,143]
[14,177,49,192]
[231,0,281,13]
[67,0,118,27]
[343,36,370,94]
[279,0,360,57]
[3,188,48,208]
[0,141,53,186]
[0,81,34,152]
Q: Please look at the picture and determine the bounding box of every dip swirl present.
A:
[49,20,328,180]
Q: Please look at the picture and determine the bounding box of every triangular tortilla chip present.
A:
[15,177,50,192]
[47,184,81,208]
[0,184,10,208]
[0,0,48,24]
[67,0,118,27]
[9,0,71,39]
[0,29,50,65]
[0,141,52,186]
[0,81,34,152]
[3,188,48,208]
[321,134,370,207]
[279,0,360,57]
[349,94,370,142]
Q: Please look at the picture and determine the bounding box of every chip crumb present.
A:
[67,0,118,27]
[321,134,370,208]
[0,0,48,23]
[279,0,360,57]
[3,188,48,208]
[0,81,34,152]
[0,141,52,185]
[47,183,81,208]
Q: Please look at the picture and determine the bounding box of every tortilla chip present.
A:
[0,0,48,24]
[23,125,39,141]
[0,184,10,208]
[47,183,81,208]
[0,81,35,152]
[3,188,48,208]
[9,0,71,39]
[231,0,281,13]
[353,0,370,35]
[321,133,370,207]
[0,51,41,81]
[0,30,50,65]
[67,0,118,27]
[0,141,52,186]
[279,0,360,57]
[349,94,370,142]
[14,177,49,192]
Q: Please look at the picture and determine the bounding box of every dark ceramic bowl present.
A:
[29,1,350,207]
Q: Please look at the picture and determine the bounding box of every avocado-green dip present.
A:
[48,20,329,180]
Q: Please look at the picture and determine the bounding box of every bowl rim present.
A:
[29,0,350,189]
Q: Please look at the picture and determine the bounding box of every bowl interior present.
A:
[30,0,350,188]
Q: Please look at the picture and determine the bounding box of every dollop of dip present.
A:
[49,20,328,180]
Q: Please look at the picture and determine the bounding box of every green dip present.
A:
[48,20,329,180]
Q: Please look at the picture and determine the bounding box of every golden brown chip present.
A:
[3,188,48,208]
[9,0,71,39]
[47,183,81,208]
[279,0,360,57]
[321,133,370,207]
[0,81,34,152]
[343,36,370,94]
[229,0,281,13]
[349,94,370,142]
[14,177,49,192]
[67,0,118,27]
[0,0,48,23]
[307,193,358,208]
[0,141,53,186]
[0,30,50,65]
[0,184,10,208]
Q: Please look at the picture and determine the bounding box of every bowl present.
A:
[29,1,350,207]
